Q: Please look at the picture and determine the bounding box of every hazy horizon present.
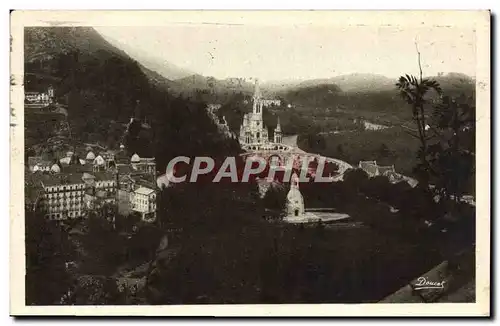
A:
[96,25,476,82]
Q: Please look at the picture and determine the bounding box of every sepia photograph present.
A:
[9,10,490,316]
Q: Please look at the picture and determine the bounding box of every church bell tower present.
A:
[274,117,282,144]
[252,79,263,116]
[286,172,305,217]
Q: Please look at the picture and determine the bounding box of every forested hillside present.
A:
[24,27,240,170]
[276,73,475,124]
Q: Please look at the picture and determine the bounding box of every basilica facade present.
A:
[286,172,305,218]
[239,79,282,146]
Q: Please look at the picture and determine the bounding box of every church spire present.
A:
[274,116,282,143]
[291,172,300,189]
[252,78,263,115]
[253,78,261,99]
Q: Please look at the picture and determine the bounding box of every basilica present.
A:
[239,79,282,146]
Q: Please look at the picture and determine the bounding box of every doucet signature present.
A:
[413,277,446,290]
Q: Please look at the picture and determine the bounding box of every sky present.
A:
[96,25,476,82]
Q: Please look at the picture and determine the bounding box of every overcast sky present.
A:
[96,25,476,82]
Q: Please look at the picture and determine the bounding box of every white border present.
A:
[9,10,491,317]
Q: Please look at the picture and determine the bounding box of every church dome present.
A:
[86,151,95,160]
[50,164,61,173]
[93,155,105,166]
[131,153,141,163]
[59,157,71,165]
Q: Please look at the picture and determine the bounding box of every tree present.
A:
[127,224,163,264]
[306,132,326,151]
[25,211,75,305]
[379,143,390,158]
[336,144,345,156]
[428,95,475,206]
[343,168,369,194]
[79,213,126,275]
[263,186,287,216]
[396,43,442,184]
[65,275,124,305]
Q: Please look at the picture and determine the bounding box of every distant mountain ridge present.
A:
[91,33,476,99]
[98,33,196,81]
[272,72,475,123]
[298,73,396,93]
[264,72,475,95]
[25,27,128,63]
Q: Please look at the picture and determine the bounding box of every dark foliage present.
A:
[25,210,75,305]
[262,186,287,213]
[78,214,126,275]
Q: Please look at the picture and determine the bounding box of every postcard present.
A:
[10,10,490,316]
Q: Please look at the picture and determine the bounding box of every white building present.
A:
[24,86,55,108]
[40,174,87,220]
[39,171,116,221]
[130,186,157,222]
[261,99,281,107]
[358,160,395,177]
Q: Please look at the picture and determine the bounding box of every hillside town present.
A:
[27,146,158,222]
[25,85,158,224]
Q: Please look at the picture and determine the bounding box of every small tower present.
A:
[47,85,54,102]
[252,79,263,115]
[274,117,282,144]
[286,172,305,218]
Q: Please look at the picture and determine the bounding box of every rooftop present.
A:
[283,212,350,224]
[28,156,45,166]
[134,187,155,196]
[117,164,134,175]
[40,172,85,187]
[378,165,396,175]
[359,161,379,176]
[61,164,92,174]
[92,171,116,182]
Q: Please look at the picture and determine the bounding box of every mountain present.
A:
[328,73,396,93]
[276,72,474,103]
[25,27,128,63]
[175,74,254,92]
[24,27,239,169]
[171,74,256,104]
[271,72,475,133]
[127,53,195,81]
[278,83,343,107]
[97,33,195,80]
[175,74,214,90]
[262,73,396,94]
[434,73,475,93]
[265,72,475,95]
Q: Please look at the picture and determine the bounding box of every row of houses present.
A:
[358,160,419,187]
[25,85,55,109]
[27,147,158,223]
